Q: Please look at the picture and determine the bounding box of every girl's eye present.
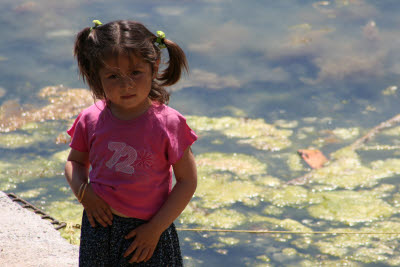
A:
[108,74,118,79]
[131,71,141,76]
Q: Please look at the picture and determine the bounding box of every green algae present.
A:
[287,153,305,171]
[360,145,400,151]
[195,172,263,209]
[291,236,313,250]
[307,190,395,225]
[190,242,206,250]
[210,139,224,145]
[307,147,400,188]
[388,257,400,266]
[253,175,282,187]
[261,185,311,207]
[352,247,390,263]
[302,117,318,123]
[309,156,376,188]
[311,221,400,264]
[46,200,83,245]
[382,85,398,96]
[263,205,284,216]
[382,125,400,136]
[179,206,247,229]
[0,156,64,182]
[262,217,313,233]
[371,183,396,197]
[0,133,39,148]
[282,247,297,256]
[18,188,44,198]
[221,106,248,117]
[246,213,312,234]
[194,152,269,208]
[3,86,400,265]
[181,256,204,267]
[274,119,298,129]
[52,149,70,162]
[196,152,268,178]
[187,116,292,151]
[299,259,361,267]
[389,192,400,208]
[332,127,360,140]
[0,85,92,132]
[255,254,271,263]
[217,236,240,246]
[298,126,316,134]
[0,146,68,194]
[0,120,68,148]
[193,152,281,212]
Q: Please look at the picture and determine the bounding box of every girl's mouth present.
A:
[121,94,136,99]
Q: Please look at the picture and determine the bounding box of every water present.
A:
[1,0,400,266]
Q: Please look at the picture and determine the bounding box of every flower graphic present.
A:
[134,150,154,169]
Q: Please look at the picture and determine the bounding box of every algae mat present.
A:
[1,86,400,266]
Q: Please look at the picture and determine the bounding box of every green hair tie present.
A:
[156,30,167,49]
[90,20,103,32]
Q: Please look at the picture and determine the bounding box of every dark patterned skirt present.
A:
[79,211,183,266]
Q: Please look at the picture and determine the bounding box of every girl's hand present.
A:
[121,146,197,263]
[123,223,163,263]
[81,184,113,227]
[65,149,112,227]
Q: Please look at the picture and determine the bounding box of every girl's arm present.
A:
[65,148,113,227]
[124,146,197,263]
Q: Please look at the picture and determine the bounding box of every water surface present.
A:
[1,1,400,266]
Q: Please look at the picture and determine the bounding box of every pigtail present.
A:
[157,38,188,86]
[74,27,92,84]
[73,26,105,100]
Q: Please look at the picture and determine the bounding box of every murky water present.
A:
[1,0,400,266]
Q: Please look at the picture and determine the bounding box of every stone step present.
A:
[0,191,78,266]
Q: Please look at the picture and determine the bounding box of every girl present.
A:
[64,19,197,266]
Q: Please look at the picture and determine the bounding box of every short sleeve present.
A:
[166,114,197,165]
[67,112,89,152]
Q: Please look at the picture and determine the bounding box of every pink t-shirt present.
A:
[67,101,197,220]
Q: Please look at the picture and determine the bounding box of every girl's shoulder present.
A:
[78,101,107,120]
[152,103,187,122]
[149,104,192,136]
[67,101,107,138]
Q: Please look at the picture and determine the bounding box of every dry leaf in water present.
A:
[297,149,328,169]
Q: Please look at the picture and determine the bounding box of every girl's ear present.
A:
[153,59,160,79]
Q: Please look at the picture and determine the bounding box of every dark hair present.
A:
[74,20,188,104]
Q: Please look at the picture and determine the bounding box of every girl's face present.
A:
[99,53,158,120]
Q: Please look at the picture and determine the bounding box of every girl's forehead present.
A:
[101,52,147,70]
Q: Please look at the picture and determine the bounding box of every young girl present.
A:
[64,19,197,266]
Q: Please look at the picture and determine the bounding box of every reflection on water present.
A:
[1,0,400,266]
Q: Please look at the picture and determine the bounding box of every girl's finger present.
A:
[125,230,137,239]
[124,241,138,258]
[93,212,108,227]
[97,208,112,226]
[138,247,150,262]
[87,213,96,228]
[144,249,154,262]
[104,207,113,222]
[129,247,143,263]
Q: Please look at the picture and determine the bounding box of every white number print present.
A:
[105,142,137,175]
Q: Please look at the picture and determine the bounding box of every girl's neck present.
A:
[108,98,152,120]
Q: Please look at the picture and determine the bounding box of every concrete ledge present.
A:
[0,191,79,266]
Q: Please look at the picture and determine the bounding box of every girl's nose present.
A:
[120,76,134,90]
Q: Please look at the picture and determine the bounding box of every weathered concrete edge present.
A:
[0,191,79,267]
